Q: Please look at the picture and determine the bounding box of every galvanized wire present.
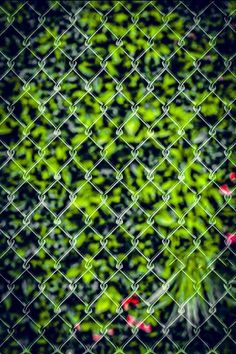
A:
[0,1,235,353]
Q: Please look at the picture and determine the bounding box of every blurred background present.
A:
[0,1,235,353]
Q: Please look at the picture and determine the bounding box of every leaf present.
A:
[95,294,112,314]
[0,124,11,134]
[66,267,81,279]
[155,211,175,226]
[125,117,140,136]
[83,271,93,284]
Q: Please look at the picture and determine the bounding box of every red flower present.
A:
[226,233,236,245]
[92,333,102,342]
[219,184,232,196]
[229,172,236,181]
[126,315,153,333]
[126,314,136,325]
[122,294,139,310]
[107,328,115,336]
[137,321,153,333]
[74,323,81,331]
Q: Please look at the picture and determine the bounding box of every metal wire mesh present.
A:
[0,1,235,353]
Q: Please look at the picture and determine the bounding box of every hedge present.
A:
[0,1,235,353]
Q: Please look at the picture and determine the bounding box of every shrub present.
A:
[0,1,235,353]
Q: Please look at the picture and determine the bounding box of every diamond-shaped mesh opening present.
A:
[104,3,133,38]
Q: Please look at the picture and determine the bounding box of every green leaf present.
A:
[155,211,175,226]
[95,294,112,314]
[66,267,81,279]
[125,117,140,136]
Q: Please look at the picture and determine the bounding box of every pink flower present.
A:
[122,294,139,310]
[107,328,115,336]
[226,233,236,245]
[126,315,153,333]
[74,323,81,331]
[229,172,236,181]
[92,333,102,342]
[126,314,136,325]
[219,184,232,196]
[137,322,153,333]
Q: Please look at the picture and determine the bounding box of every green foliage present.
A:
[0,1,235,353]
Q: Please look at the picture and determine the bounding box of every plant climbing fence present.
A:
[0,1,236,353]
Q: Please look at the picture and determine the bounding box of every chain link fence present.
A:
[0,1,235,353]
